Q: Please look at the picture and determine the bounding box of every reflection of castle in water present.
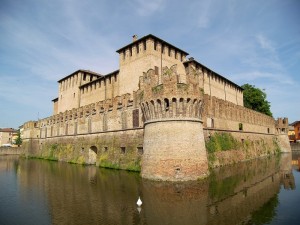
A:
[10,153,294,225]
[280,152,296,190]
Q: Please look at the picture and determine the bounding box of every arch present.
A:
[192,99,198,117]
[179,98,184,116]
[157,99,162,118]
[164,98,169,112]
[172,98,177,117]
[150,100,156,118]
[88,146,98,164]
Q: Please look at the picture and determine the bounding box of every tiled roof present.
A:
[116,34,189,55]
[0,128,18,133]
[57,69,102,83]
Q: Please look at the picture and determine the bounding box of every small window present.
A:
[143,40,147,50]
[267,128,270,134]
[90,76,92,81]
[154,40,157,50]
[83,73,86,81]
[120,147,126,154]
[136,44,139,54]
[73,93,75,98]
[155,66,159,75]
[239,123,243,131]
[137,147,143,155]
[104,147,108,152]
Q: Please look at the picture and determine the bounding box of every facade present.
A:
[0,128,18,146]
[22,34,291,181]
[290,121,300,142]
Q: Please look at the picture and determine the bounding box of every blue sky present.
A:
[0,0,299,129]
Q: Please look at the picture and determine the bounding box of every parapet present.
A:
[138,64,204,122]
[275,117,289,134]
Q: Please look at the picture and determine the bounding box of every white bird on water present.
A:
[136,196,142,206]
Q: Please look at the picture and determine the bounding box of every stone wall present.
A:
[24,129,144,171]
[0,147,22,155]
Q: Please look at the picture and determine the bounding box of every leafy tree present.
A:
[15,130,22,147]
[241,84,273,117]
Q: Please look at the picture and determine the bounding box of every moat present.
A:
[0,152,299,225]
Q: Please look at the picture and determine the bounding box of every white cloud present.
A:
[131,0,166,16]
[256,34,276,53]
[229,71,294,85]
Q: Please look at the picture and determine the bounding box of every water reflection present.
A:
[0,153,296,225]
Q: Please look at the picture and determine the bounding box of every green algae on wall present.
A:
[205,132,282,168]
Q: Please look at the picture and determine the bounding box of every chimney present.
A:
[132,34,138,42]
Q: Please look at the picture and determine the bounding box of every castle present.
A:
[22,34,291,181]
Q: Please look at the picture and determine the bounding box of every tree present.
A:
[241,83,273,117]
[15,130,22,147]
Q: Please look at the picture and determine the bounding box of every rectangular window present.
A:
[137,147,143,155]
[133,109,139,127]
[83,73,86,81]
[155,66,159,75]
[239,123,243,131]
[120,147,126,154]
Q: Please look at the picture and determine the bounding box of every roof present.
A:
[0,128,18,133]
[80,70,119,89]
[290,121,300,126]
[183,58,243,91]
[57,69,102,83]
[116,34,189,55]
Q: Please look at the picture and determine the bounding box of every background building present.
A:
[0,128,18,146]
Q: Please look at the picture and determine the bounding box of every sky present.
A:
[0,0,299,129]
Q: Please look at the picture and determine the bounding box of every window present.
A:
[143,40,146,50]
[137,147,143,155]
[120,147,126,154]
[83,73,86,81]
[104,147,108,152]
[239,123,243,131]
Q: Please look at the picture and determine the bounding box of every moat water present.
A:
[0,152,299,225]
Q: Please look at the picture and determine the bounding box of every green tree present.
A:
[15,130,22,147]
[241,83,273,117]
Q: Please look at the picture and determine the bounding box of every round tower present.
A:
[139,65,209,181]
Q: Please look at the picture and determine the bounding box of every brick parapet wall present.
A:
[203,94,275,134]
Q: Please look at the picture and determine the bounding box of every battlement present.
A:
[275,117,289,134]
[138,65,204,123]
[117,34,188,64]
